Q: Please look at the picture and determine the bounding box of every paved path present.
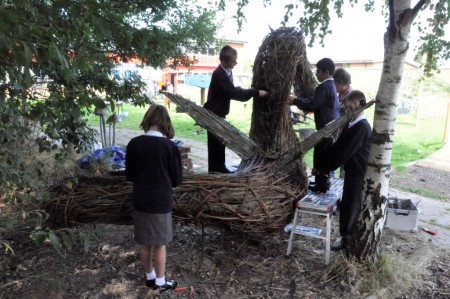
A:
[389,188,450,248]
[416,144,450,172]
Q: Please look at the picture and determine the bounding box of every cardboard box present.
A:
[385,198,419,232]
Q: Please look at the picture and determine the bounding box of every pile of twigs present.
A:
[44,176,134,227]
[173,165,300,235]
[44,164,301,236]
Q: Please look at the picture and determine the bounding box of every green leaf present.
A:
[91,15,112,39]
[22,42,33,64]
[48,230,62,251]
[33,210,49,230]
[41,192,51,202]
[30,230,47,246]
[79,231,91,254]
[58,230,73,251]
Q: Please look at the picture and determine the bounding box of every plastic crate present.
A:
[385,198,419,232]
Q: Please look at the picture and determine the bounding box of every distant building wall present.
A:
[162,40,248,95]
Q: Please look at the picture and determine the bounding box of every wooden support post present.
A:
[444,103,450,144]
[200,88,206,106]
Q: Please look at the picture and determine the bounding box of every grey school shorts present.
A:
[133,209,173,246]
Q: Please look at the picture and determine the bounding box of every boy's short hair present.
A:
[347,90,366,106]
[333,68,351,84]
[316,58,335,75]
[219,45,237,62]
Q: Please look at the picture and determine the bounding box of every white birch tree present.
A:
[351,0,448,261]
[224,0,449,261]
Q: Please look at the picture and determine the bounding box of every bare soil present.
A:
[1,164,450,299]
[390,165,450,200]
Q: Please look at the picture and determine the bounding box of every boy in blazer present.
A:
[203,45,268,173]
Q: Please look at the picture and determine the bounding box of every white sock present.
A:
[155,276,165,286]
[146,269,156,280]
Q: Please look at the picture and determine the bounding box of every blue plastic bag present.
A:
[78,145,126,169]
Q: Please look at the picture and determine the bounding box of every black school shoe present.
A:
[308,182,330,193]
[153,279,178,293]
[146,279,155,288]
[309,175,330,193]
[331,239,349,252]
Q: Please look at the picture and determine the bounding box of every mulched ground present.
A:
[1,209,449,299]
[1,158,450,298]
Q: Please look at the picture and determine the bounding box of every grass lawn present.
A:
[84,100,447,171]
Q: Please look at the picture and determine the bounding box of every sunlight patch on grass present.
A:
[400,186,448,200]
[391,114,445,170]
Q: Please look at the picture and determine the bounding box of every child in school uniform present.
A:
[203,45,269,173]
[125,104,183,293]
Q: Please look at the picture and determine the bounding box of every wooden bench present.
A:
[286,177,344,264]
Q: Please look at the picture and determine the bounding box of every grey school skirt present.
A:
[133,209,173,246]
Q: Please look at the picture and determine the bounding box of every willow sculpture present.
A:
[44,28,351,237]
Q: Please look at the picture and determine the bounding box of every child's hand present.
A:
[259,90,269,97]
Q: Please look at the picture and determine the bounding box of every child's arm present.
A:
[290,84,328,112]
[125,141,135,182]
[169,146,183,187]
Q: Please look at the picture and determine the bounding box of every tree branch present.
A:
[411,0,427,20]
[388,0,397,41]
[273,100,376,173]
[162,92,263,160]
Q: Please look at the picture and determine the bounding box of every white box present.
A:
[385,198,419,232]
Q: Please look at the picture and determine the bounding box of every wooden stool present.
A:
[286,178,344,264]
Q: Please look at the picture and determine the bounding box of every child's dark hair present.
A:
[140,104,175,139]
[316,58,335,75]
[219,45,237,62]
[347,90,366,106]
[333,68,351,84]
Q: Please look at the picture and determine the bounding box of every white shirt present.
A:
[220,64,233,82]
[144,130,164,137]
[349,115,367,128]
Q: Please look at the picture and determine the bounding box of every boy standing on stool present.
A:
[320,90,372,252]
[288,57,340,192]
[203,45,269,173]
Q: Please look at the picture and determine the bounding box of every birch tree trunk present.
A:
[352,0,423,261]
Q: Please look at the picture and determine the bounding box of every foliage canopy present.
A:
[0,0,219,197]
